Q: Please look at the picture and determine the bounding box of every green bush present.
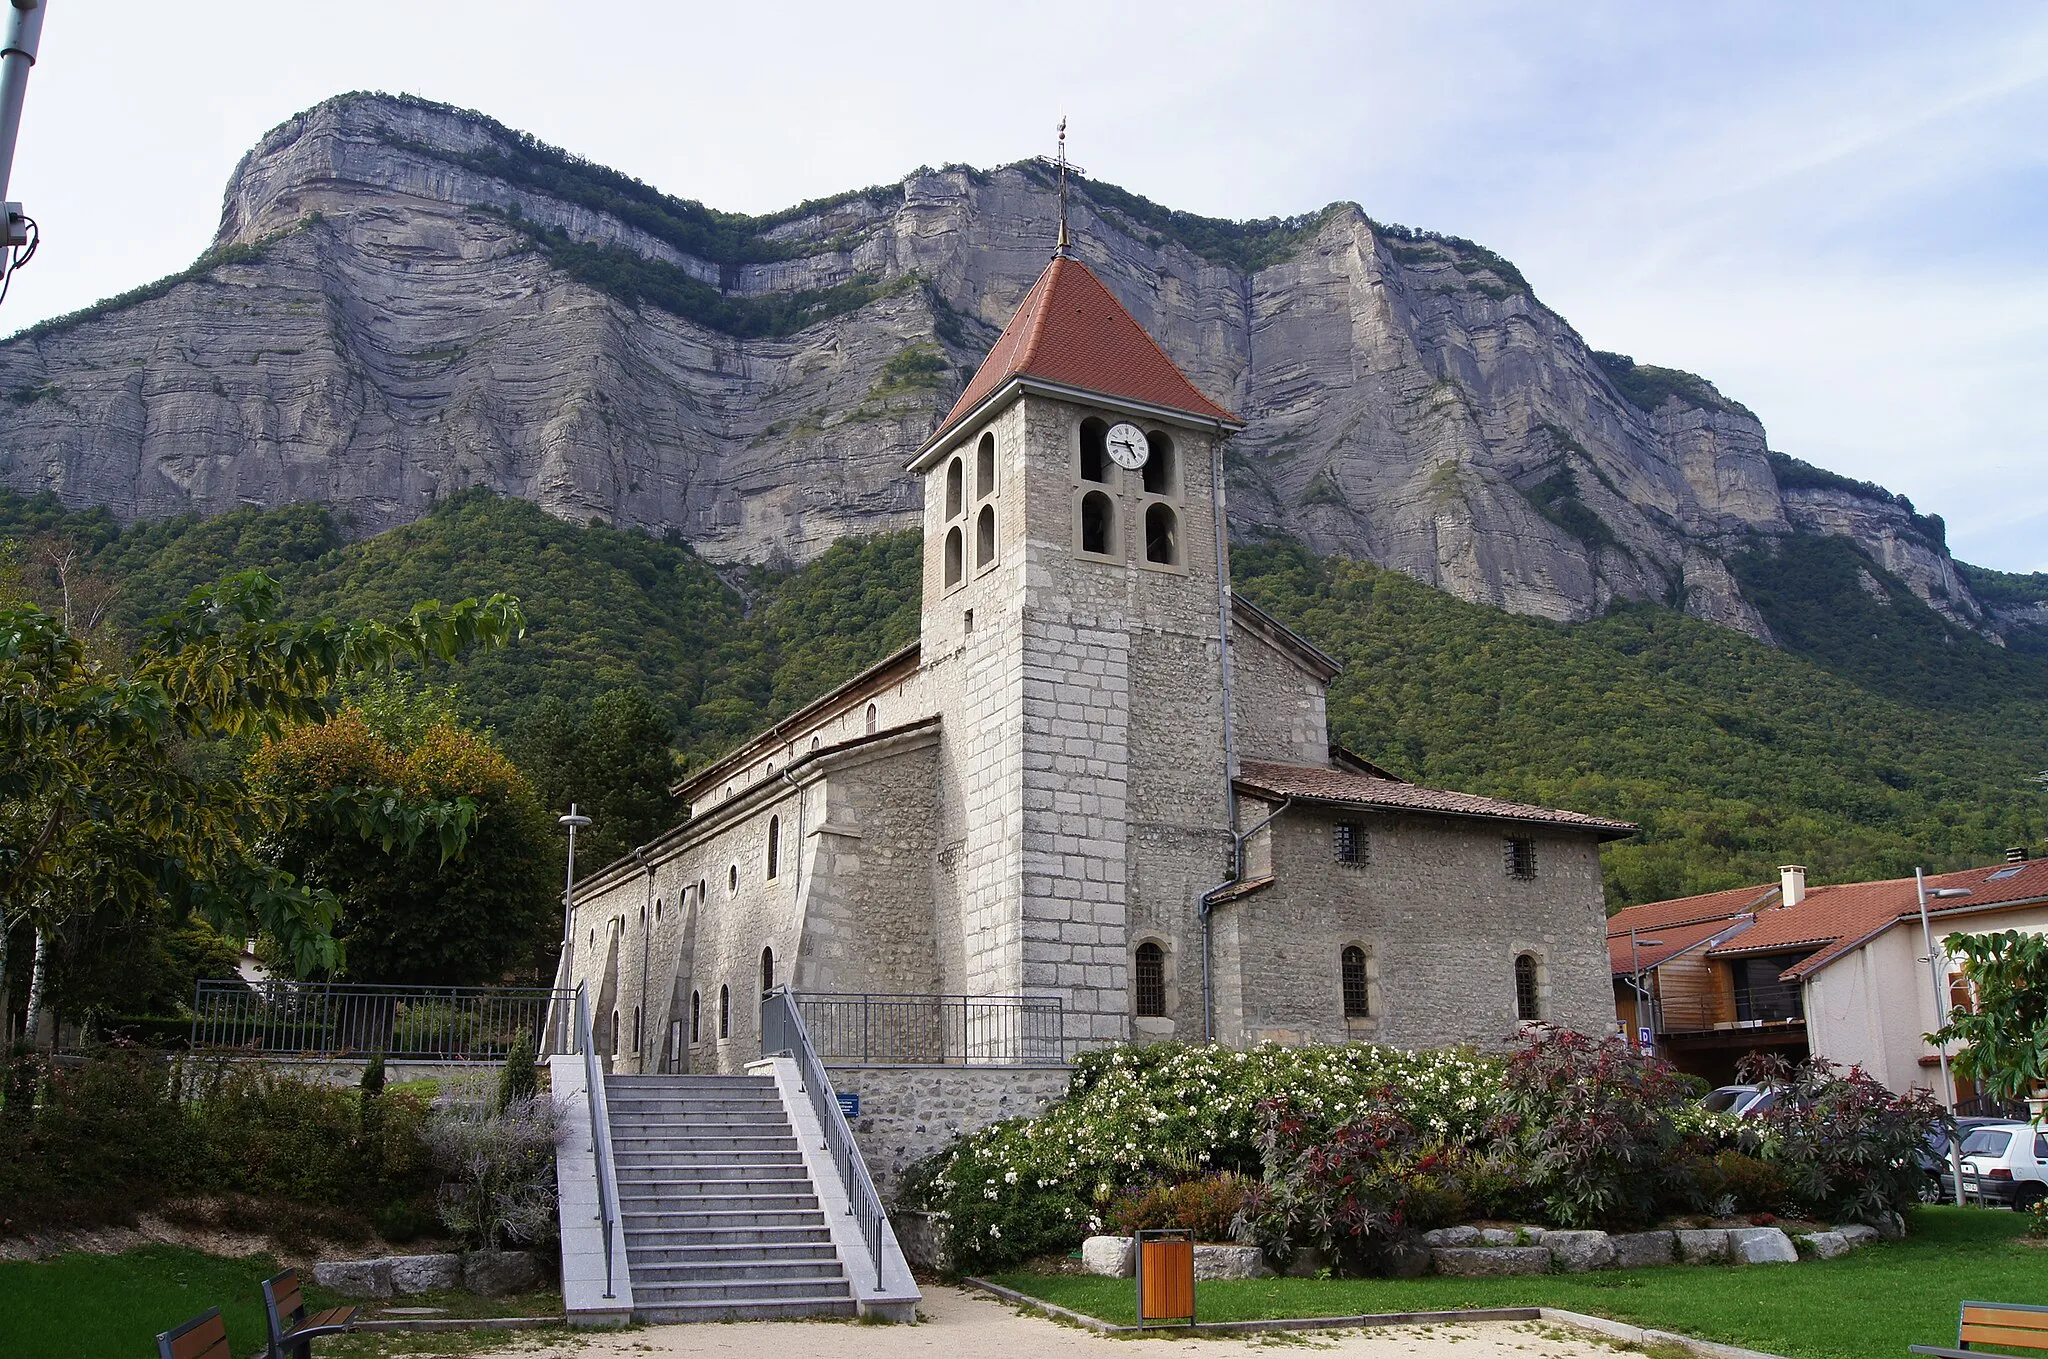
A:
[1696,1150,1794,1216]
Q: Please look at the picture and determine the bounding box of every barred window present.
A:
[1134,941,1166,1018]
[1341,946,1370,1018]
[1505,837,1537,879]
[761,946,775,996]
[719,984,731,1039]
[690,990,701,1044]
[1515,953,1541,1022]
[766,816,780,880]
[1334,821,1365,865]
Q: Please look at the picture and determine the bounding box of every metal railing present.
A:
[762,987,885,1290]
[189,980,573,1060]
[574,984,620,1300]
[1957,1093,2031,1120]
[794,991,1068,1065]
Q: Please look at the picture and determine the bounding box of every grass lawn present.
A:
[986,1208,2044,1359]
[0,1244,563,1359]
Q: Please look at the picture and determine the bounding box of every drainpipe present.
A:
[1198,417,1244,1045]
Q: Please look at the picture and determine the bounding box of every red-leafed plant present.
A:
[1735,1053,1944,1226]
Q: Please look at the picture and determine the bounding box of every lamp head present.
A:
[1928,888,1973,900]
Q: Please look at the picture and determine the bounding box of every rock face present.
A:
[0,92,2019,641]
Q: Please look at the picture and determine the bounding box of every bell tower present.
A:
[909,249,1244,1048]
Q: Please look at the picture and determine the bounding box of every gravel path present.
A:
[487,1285,1632,1357]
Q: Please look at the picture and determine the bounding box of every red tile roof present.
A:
[1236,761,1637,838]
[1606,915,1748,977]
[1606,883,1783,938]
[921,254,1239,454]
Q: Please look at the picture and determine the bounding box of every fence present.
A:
[793,991,1068,1065]
[188,980,573,1061]
[762,988,886,1289]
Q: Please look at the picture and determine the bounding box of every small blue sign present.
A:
[837,1091,860,1118]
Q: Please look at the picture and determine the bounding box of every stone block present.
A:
[1799,1231,1850,1260]
[1873,1212,1906,1240]
[1279,1247,1330,1278]
[1081,1235,1133,1277]
[1479,1226,1544,1246]
[1193,1245,1270,1280]
[1730,1227,1798,1264]
[1544,1229,1615,1272]
[1431,1246,1551,1276]
[312,1258,393,1299]
[386,1253,462,1295]
[1835,1223,1879,1248]
[1608,1231,1675,1269]
[1380,1240,1433,1278]
[463,1249,541,1296]
[1674,1229,1730,1263]
[1421,1225,1480,1247]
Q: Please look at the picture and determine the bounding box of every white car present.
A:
[1699,1085,1784,1118]
[1937,1122,2048,1210]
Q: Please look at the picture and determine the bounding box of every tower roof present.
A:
[916,255,1240,462]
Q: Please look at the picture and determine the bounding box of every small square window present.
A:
[1505,837,1537,879]
[1334,822,1365,865]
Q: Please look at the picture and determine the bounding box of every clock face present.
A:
[1106,422,1150,470]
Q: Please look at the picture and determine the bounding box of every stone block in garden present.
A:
[463,1249,541,1295]
[1798,1231,1850,1260]
[386,1253,462,1294]
[312,1258,393,1298]
[1478,1226,1545,1245]
[1194,1245,1270,1280]
[1081,1235,1134,1277]
[1280,1246,1330,1278]
[1381,1240,1433,1278]
[1873,1212,1906,1239]
[1730,1227,1798,1264]
[1431,1246,1550,1276]
[1835,1224,1879,1248]
[1421,1226,1479,1247]
[1608,1231,1674,1268]
[1674,1229,1730,1263]
[1544,1230,1615,1272]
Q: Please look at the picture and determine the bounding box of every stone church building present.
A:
[561,250,1634,1074]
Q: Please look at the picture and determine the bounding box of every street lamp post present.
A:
[542,805,593,1055]
[1916,868,1974,1208]
[1629,930,1663,1054]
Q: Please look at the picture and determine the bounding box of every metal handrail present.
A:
[189,980,571,1060]
[792,990,1068,1065]
[762,987,886,1291]
[574,985,619,1300]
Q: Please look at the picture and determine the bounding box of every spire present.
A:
[1054,117,1071,258]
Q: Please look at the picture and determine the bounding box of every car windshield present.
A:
[1960,1129,2013,1158]
[1702,1089,1748,1113]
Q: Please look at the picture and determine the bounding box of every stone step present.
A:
[620,1223,833,1247]
[626,1246,841,1273]
[624,1208,826,1230]
[612,1137,800,1157]
[607,1096,788,1113]
[615,1163,810,1185]
[608,1076,774,1091]
[632,1296,859,1323]
[626,1270,847,1297]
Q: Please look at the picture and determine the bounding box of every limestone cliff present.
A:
[0,93,2015,641]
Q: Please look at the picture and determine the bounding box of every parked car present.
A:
[1936,1122,2048,1209]
[1920,1116,2010,1195]
[1700,1085,1783,1118]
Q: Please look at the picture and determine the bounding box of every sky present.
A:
[4,2,2043,571]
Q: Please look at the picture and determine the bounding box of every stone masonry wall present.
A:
[827,1065,1074,1202]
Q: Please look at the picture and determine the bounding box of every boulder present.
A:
[462,1249,541,1296]
[1730,1227,1798,1265]
[1674,1229,1731,1264]
[1544,1230,1615,1272]
[1431,1246,1551,1277]
[1799,1231,1850,1261]
[1835,1224,1879,1248]
[1608,1231,1675,1269]
[1873,1213,1907,1240]
[1193,1245,1270,1280]
[1081,1235,1134,1278]
[386,1253,462,1295]
[1480,1227,1544,1246]
[312,1258,393,1299]
[1421,1226,1480,1247]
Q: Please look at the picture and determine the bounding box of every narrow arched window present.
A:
[1081,490,1114,556]
[728,863,739,896]
[976,504,996,568]
[766,816,780,880]
[1079,417,1109,482]
[761,946,775,996]
[1142,430,1177,496]
[690,990,701,1043]
[611,1009,621,1056]
[865,702,878,734]
[719,984,731,1039]
[946,458,963,519]
[1145,503,1179,565]
[976,432,996,498]
[633,1005,642,1054]
[1134,941,1166,1018]
[1342,946,1370,1018]
[1515,953,1541,1022]
[944,526,963,587]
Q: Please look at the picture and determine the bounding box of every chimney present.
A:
[1779,865,1807,907]
[2008,846,2030,865]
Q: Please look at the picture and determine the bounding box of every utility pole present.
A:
[0,1,46,302]
[1917,867,1974,1208]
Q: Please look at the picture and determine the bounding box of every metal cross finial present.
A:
[1037,118,1085,259]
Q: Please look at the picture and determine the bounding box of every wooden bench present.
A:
[261,1267,359,1359]
[156,1307,230,1359]
[1912,1301,2048,1358]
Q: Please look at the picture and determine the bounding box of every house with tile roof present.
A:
[556,242,1638,1091]
[1610,852,2048,1096]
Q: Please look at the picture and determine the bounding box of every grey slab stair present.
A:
[605,1073,856,1321]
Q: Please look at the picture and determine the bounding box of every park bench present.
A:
[155,1307,230,1359]
[1911,1300,2048,1358]
[261,1266,360,1359]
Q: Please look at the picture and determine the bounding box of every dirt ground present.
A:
[479,1284,1640,1358]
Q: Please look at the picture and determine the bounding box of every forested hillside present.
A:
[3,488,2041,907]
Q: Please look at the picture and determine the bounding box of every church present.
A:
[560,241,1635,1074]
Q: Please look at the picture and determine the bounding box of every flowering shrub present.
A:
[1735,1053,1943,1226]
[1106,1172,1250,1241]
[423,1075,565,1249]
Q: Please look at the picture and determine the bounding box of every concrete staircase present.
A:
[605,1073,858,1322]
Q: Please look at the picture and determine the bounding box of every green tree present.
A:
[1931,929,2048,1105]
[0,571,523,1045]
[510,687,679,870]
